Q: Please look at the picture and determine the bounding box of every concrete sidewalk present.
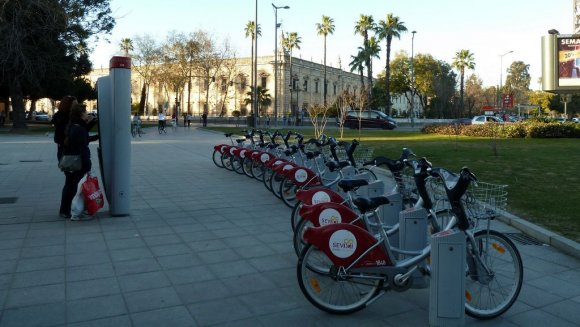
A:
[0,126,579,326]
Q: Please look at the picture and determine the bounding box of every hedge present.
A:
[422,121,580,138]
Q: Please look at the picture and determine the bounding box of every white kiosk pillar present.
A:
[96,56,131,216]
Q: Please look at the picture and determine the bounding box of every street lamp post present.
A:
[410,30,416,128]
[499,50,513,109]
[253,0,259,128]
[272,3,289,127]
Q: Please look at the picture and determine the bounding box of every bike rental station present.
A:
[213,133,521,326]
[96,56,132,217]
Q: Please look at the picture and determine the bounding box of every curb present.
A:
[498,211,580,260]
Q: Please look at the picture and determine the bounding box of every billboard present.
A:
[542,34,580,91]
[557,37,580,86]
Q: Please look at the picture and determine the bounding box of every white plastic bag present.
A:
[71,174,88,218]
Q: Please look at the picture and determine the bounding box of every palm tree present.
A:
[282,32,301,116]
[119,38,133,56]
[244,86,272,115]
[376,13,407,116]
[452,49,476,116]
[359,36,381,106]
[349,51,366,90]
[244,20,261,107]
[354,14,376,104]
[316,15,335,107]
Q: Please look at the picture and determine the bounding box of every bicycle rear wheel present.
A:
[297,244,383,315]
[270,172,285,199]
[465,229,523,319]
[293,217,314,257]
[263,168,274,191]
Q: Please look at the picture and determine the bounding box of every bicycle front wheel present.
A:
[242,157,255,178]
[212,150,225,168]
[280,176,299,208]
[465,229,523,320]
[297,244,383,315]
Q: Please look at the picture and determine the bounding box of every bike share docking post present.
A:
[95,56,132,216]
[399,207,428,288]
[429,229,465,326]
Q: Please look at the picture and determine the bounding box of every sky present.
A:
[89,0,573,90]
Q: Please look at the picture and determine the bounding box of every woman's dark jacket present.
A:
[64,118,98,173]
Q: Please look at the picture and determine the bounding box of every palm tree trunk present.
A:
[359,68,365,89]
[289,51,293,116]
[385,36,392,116]
[460,68,465,116]
[323,36,327,107]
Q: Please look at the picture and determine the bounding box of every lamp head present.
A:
[548,29,559,35]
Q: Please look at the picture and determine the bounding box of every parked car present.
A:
[572,117,579,123]
[342,110,397,130]
[33,112,50,121]
[451,118,472,125]
[553,117,567,124]
[471,115,503,125]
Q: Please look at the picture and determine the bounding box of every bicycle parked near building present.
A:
[297,165,522,320]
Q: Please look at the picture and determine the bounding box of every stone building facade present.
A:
[86,53,419,118]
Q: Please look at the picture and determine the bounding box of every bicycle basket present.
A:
[352,145,374,167]
[463,182,508,219]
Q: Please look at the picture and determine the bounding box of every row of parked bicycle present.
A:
[211,129,523,320]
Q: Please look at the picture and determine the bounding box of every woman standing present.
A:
[51,96,77,161]
[59,104,98,219]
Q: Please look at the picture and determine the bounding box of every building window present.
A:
[221,77,227,93]
[303,80,308,92]
[204,79,209,91]
[315,81,319,93]
[261,76,267,88]
[333,84,336,95]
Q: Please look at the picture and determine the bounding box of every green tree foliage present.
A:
[527,91,556,113]
[504,61,531,105]
[375,13,407,116]
[354,14,376,104]
[282,32,302,115]
[349,51,366,90]
[243,86,271,115]
[0,0,115,129]
[452,49,476,116]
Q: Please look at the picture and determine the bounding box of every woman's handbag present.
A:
[58,155,82,172]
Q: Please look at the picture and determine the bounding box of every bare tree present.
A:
[132,34,161,116]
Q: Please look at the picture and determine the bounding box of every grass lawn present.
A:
[207,126,580,242]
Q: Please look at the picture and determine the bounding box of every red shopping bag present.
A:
[82,175,104,215]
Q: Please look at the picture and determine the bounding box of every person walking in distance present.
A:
[59,104,98,219]
[202,112,208,127]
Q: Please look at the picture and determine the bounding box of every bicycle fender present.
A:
[213,144,229,153]
[287,166,320,186]
[259,152,275,163]
[296,187,344,204]
[233,148,248,159]
[299,202,363,228]
[303,224,393,267]
[266,158,287,168]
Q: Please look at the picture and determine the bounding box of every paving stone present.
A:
[66,294,127,323]
[0,302,66,327]
[130,306,197,327]
[117,271,172,292]
[66,277,121,300]
[5,283,65,308]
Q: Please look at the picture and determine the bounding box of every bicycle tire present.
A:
[212,150,224,168]
[131,127,136,137]
[464,229,523,319]
[270,172,285,199]
[230,156,244,175]
[290,201,303,232]
[221,152,234,171]
[297,244,383,315]
[293,217,314,257]
[263,168,274,191]
[251,160,265,181]
[242,157,255,178]
[280,176,299,208]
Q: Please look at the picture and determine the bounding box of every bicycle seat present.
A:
[236,139,245,144]
[352,196,390,214]
[325,160,350,172]
[430,167,459,190]
[368,156,403,172]
[338,179,368,192]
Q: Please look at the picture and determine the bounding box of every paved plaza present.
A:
[0,126,579,326]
